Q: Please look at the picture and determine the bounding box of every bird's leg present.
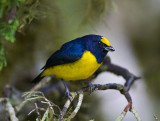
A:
[87,81,95,94]
[62,80,72,101]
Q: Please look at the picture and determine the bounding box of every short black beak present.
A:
[104,46,115,52]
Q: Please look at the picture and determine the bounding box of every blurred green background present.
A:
[0,0,160,120]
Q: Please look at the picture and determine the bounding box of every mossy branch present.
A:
[0,98,19,121]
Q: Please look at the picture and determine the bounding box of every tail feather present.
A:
[31,72,44,83]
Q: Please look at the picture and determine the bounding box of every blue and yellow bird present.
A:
[32,34,115,99]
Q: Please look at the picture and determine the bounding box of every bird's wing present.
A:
[41,41,84,70]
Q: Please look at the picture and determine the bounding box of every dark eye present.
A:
[98,41,101,45]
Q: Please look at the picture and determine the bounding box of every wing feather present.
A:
[41,40,84,70]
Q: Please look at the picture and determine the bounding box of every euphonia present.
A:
[32,34,115,99]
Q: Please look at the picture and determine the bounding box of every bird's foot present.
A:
[65,87,73,101]
[62,80,73,101]
[87,81,95,94]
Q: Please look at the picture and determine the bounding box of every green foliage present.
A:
[0,0,39,70]
[0,0,20,70]
[0,19,19,42]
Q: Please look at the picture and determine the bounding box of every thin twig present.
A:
[0,98,19,121]
[41,107,50,121]
[42,97,63,119]
[28,103,46,116]
[130,108,142,121]
[61,92,77,117]
[28,108,36,116]
[115,111,127,121]
[67,92,84,121]
[41,101,55,115]
[35,103,41,119]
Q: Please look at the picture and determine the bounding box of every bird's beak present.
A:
[104,46,115,52]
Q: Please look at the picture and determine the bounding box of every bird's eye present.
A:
[98,41,101,45]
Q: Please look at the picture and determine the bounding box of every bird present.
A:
[32,34,115,100]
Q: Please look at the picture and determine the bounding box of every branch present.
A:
[28,103,43,120]
[61,83,133,120]
[115,108,141,121]
[61,92,77,117]
[67,92,84,121]
[3,80,141,121]
[96,56,141,91]
[115,111,127,121]
[79,83,132,112]
[0,98,19,121]
[130,108,142,121]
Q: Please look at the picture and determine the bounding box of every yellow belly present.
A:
[41,51,102,81]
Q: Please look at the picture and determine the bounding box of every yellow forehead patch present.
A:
[101,37,111,46]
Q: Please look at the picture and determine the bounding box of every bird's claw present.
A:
[65,87,73,101]
[87,82,95,94]
[62,80,73,101]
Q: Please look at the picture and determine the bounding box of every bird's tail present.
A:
[31,72,44,83]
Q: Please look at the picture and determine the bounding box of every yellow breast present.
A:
[41,51,102,81]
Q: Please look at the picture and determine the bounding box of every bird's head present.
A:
[83,34,115,63]
[97,36,115,52]
[84,34,115,52]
